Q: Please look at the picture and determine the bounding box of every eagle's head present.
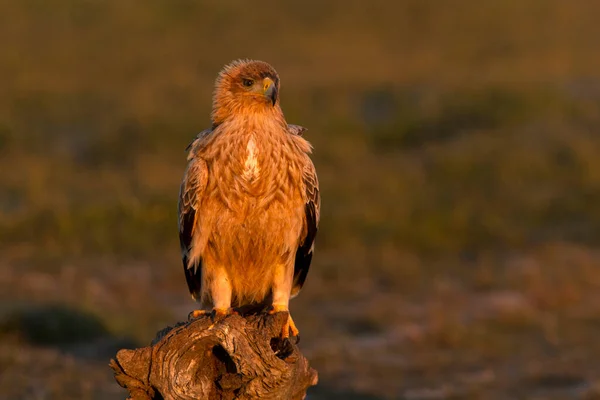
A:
[211,59,282,125]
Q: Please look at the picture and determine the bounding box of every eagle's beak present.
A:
[263,77,277,106]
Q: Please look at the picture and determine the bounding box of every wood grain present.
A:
[110,312,318,400]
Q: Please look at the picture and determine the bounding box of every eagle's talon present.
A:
[188,309,209,320]
[210,307,235,323]
[266,305,300,339]
[286,315,299,338]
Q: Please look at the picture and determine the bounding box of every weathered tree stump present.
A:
[109,312,318,399]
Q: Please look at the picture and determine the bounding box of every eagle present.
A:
[178,59,320,338]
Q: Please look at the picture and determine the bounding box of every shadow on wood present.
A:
[109,312,318,399]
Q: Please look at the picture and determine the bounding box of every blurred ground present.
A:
[2,1,600,399]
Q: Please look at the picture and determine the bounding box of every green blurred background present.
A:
[2,1,600,399]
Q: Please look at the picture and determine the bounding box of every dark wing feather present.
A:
[288,124,307,136]
[291,159,320,297]
[179,131,210,300]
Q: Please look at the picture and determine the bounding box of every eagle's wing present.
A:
[291,127,320,297]
[179,129,211,300]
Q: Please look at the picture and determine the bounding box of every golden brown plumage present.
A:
[178,59,320,337]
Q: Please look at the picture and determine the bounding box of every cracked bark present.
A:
[109,312,318,399]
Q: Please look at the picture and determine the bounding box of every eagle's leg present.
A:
[201,266,235,323]
[269,263,298,338]
[212,270,234,322]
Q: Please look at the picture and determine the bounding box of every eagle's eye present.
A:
[242,78,254,87]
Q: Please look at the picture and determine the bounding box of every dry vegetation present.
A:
[2,1,600,399]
